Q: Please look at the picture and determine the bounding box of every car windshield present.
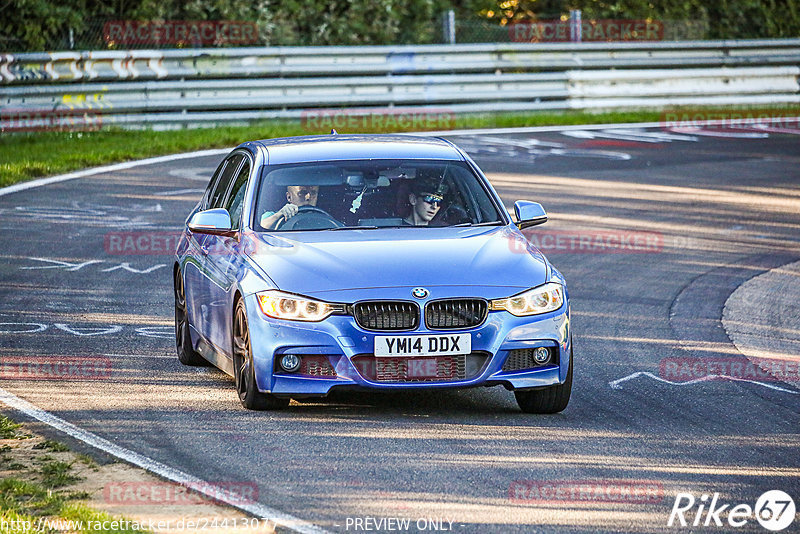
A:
[254,159,504,231]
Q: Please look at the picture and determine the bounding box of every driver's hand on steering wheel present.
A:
[278,203,299,222]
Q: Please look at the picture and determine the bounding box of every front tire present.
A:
[174,268,207,366]
[514,345,573,414]
[232,299,289,411]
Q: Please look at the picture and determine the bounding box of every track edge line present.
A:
[0,386,330,534]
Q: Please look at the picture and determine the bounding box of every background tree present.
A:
[1,0,796,52]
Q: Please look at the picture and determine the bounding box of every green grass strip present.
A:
[0,110,659,188]
[0,479,147,533]
[0,416,24,439]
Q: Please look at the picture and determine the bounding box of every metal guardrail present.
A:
[2,40,799,131]
[4,40,800,83]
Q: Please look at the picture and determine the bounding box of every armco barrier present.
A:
[1,40,799,131]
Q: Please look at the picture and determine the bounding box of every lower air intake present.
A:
[351,352,489,383]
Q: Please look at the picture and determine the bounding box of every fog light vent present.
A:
[502,347,556,372]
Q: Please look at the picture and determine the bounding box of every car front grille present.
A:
[351,352,490,383]
[502,348,558,372]
[353,301,419,331]
[425,299,488,329]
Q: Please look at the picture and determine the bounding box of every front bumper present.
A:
[243,294,571,396]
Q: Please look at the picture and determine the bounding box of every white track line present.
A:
[0,149,230,198]
[609,371,799,394]
[0,387,330,534]
[421,116,800,137]
[422,121,667,137]
[669,127,769,139]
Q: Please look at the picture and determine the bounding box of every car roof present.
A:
[248,134,464,165]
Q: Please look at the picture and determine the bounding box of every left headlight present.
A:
[489,283,564,316]
[256,291,346,322]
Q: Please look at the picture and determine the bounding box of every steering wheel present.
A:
[276,205,344,230]
[440,203,471,225]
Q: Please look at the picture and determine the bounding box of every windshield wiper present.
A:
[452,221,505,227]
[327,225,380,231]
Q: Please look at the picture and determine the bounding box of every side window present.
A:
[208,154,244,209]
[203,160,227,210]
[224,159,251,230]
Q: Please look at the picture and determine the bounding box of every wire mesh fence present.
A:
[0,12,722,53]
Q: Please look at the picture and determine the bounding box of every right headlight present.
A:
[489,283,564,316]
[256,291,345,322]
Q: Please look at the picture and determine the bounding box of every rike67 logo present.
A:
[668,490,796,531]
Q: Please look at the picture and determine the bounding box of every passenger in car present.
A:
[403,178,447,226]
[260,185,319,229]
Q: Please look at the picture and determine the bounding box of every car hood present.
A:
[246,226,548,298]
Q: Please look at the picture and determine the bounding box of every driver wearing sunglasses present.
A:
[404,178,447,226]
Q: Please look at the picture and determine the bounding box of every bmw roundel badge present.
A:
[412,287,429,299]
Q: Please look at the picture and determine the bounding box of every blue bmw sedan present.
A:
[174,134,572,413]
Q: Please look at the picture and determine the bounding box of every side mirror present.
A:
[514,201,547,230]
[188,208,235,236]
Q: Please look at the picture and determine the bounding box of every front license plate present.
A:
[374,333,471,357]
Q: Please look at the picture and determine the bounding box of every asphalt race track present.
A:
[1,124,799,533]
